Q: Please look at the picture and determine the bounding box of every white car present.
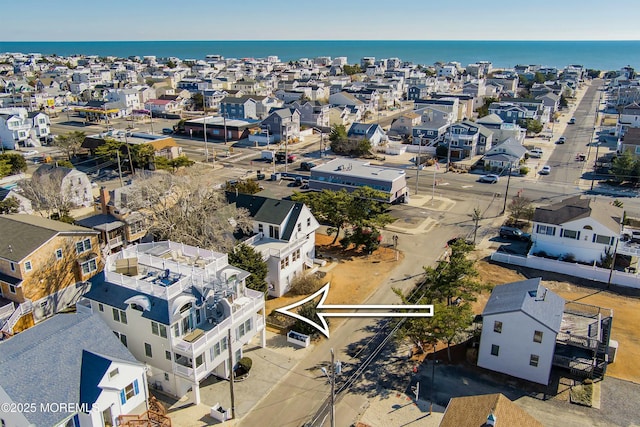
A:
[21,150,39,157]
[529,148,543,158]
[540,165,551,175]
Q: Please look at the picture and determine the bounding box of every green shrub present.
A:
[238,357,252,372]
[519,166,530,175]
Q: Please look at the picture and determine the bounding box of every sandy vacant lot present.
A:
[265,233,402,332]
[475,258,640,383]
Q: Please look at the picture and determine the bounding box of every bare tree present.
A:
[18,173,74,219]
[508,196,534,226]
[53,131,86,160]
[126,167,252,252]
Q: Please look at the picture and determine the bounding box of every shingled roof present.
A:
[440,393,543,427]
[532,195,622,233]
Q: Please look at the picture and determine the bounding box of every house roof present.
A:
[76,214,125,232]
[482,278,565,333]
[440,393,544,427]
[0,312,139,427]
[226,192,304,240]
[622,102,640,113]
[32,163,75,179]
[79,350,112,407]
[532,195,622,233]
[84,272,171,324]
[0,214,98,262]
[622,127,640,146]
[477,114,504,125]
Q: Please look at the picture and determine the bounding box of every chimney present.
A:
[486,412,496,426]
[99,186,111,214]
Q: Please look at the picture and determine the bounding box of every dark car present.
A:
[556,136,566,144]
[499,226,531,241]
[162,128,174,135]
[300,161,316,171]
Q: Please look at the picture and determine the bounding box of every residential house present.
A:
[414,98,460,122]
[477,114,526,144]
[616,102,640,137]
[488,102,529,124]
[309,158,408,204]
[227,193,320,297]
[531,195,622,264]
[407,84,430,101]
[499,98,548,123]
[31,164,93,207]
[27,111,51,143]
[106,88,142,113]
[0,312,159,427]
[440,393,543,427]
[82,132,183,160]
[329,91,369,113]
[482,137,527,170]
[0,188,33,214]
[536,92,561,114]
[389,112,421,139]
[0,215,101,336]
[617,127,640,156]
[82,241,266,404]
[0,108,31,149]
[144,98,181,115]
[432,93,475,120]
[486,74,519,94]
[290,100,330,128]
[261,108,301,143]
[184,116,260,142]
[220,96,258,120]
[446,120,492,159]
[347,122,387,146]
[478,277,613,385]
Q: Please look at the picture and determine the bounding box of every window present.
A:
[297,223,302,232]
[81,258,98,275]
[40,300,48,308]
[24,261,32,272]
[533,330,543,343]
[55,248,63,260]
[119,379,139,404]
[562,229,579,240]
[113,308,127,324]
[530,354,539,367]
[493,321,502,333]
[173,323,180,337]
[212,342,221,359]
[109,368,119,379]
[195,354,204,367]
[131,303,144,312]
[9,284,16,294]
[164,373,170,381]
[76,238,92,254]
[151,321,167,338]
[258,224,263,233]
[536,225,556,236]
[113,331,128,347]
[292,249,300,262]
[165,351,172,361]
[144,343,153,358]
[10,262,15,272]
[98,303,104,312]
[238,318,252,339]
[490,344,500,356]
[594,234,613,245]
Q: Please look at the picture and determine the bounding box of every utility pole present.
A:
[330,348,335,427]
[227,329,236,419]
[501,162,512,215]
[415,133,424,195]
[116,150,124,187]
[591,143,601,191]
[445,126,451,173]
[430,344,436,415]
[203,91,208,162]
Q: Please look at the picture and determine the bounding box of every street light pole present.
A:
[330,348,335,427]
[501,161,512,215]
[591,143,601,191]
[430,344,436,415]
[415,132,424,195]
[202,91,208,162]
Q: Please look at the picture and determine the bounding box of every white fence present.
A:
[491,252,640,289]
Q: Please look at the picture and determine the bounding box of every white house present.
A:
[0,108,32,149]
[144,99,181,115]
[531,196,623,264]
[106,89,142,112]
[0,312,154,427]
[31,164,94,207]
[228,193,320,297]
[82,240,266,405]
[477,278,565,385]
[27,111,51,143]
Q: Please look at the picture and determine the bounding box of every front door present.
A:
[102,405,113,427]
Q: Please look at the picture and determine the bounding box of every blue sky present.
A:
[2,0,639,41]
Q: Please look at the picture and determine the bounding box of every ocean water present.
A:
[0,40,638,70]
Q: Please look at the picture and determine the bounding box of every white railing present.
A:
[173,363,193,379]
[1,300,33,334]
[172,292,265,357]
[491,251,640,289]
[0,302,15,319]
[241,232,264,247]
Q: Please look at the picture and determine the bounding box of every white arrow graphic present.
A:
[276,283,434,338]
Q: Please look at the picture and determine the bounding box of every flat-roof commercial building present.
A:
[309,158,408,203]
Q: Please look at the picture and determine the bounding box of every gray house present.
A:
[261,108,301,143]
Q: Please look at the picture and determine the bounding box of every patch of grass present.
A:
[570,383,593,407]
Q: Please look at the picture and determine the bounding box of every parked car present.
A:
[568,117,576,124]
[300,161,316,171]
[540,165,551,175]
[529,148,543,158]
[276,152,296,162]
[499,226,531,241]
[478,174,500,183]
[20,150,39,157]
[162,128,174,135]
[556,137,566,144]
[293,176,304,186]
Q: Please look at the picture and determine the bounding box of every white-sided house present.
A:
[531,196,623,264]
[228,193,320,297]
[482,137,528,171]
[0,312,155,427]
[82,241,266,405]
[478,278,564,385]
[32,164,93,207]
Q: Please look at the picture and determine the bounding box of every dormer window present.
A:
[109,368,119,379]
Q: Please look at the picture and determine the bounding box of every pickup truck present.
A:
[276,152,296,162]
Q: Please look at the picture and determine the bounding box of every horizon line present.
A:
[2,39,640,43]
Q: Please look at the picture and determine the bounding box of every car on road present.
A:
[540,165,551,175]
[276,152,296,162]
[568,117,576,124]
[499,226,531,241]
[478,174,500,183]
[162,128,174,135]
[20,150,39,157]
[300,161,316,171]
[556,137,566,144]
